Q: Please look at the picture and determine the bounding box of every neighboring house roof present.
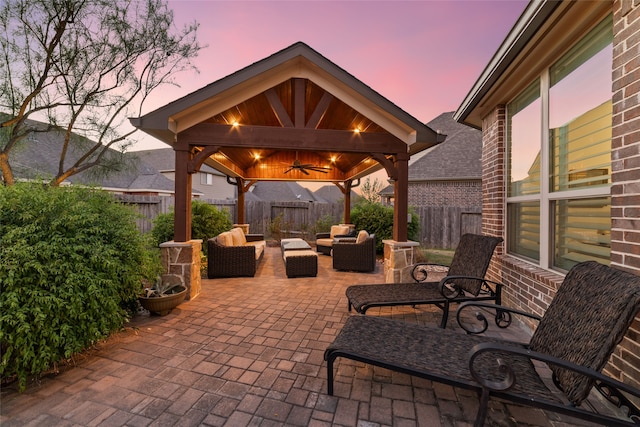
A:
[8,118,186,194]
[133,148,222,175]
[409,112,482,181]
[243,189,263,202]
[251,181,322,202]
[379,185,394,197]
[313,185,360,205]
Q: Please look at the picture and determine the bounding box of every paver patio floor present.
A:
[1,246,610,426]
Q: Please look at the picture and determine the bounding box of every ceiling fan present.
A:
[283,159,332,175]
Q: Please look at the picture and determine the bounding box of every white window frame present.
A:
[505,17,612,272]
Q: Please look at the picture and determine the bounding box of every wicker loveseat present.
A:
[207,227,266,278]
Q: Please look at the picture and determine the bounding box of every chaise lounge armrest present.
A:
[245,233,264,242]
[411,262,451,282]
[455,301,541,335]
[468,341,640,425]
[439,276,504,300]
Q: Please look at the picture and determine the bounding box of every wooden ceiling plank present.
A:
[180,123,406,153]
[306,91,333,129]
[265,88,294,128]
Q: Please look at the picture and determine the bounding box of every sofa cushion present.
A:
[246,240,266,260]
[316,238,334,248]
[330,225,350,239]
[230,227,246,246]
[356,230,369,244]
[218,231,233,246]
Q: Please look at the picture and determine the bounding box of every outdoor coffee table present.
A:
[280,238,312,253]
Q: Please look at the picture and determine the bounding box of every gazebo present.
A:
[131,42,444,295]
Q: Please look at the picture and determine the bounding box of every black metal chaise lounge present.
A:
[345,233,503,328]
[326,261,640,426]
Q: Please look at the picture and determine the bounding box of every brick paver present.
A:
[0,246,610,426]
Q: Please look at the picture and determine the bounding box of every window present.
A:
[506,15,612,271]
[200,172,214,186]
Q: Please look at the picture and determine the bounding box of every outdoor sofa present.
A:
[207,227,266,278]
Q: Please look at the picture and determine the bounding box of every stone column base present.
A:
[159,240,202,301]
[383,240,420,283]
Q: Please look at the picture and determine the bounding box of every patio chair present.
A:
[326,261,640,427]
[345,233,502,328]
[315,224,356,255]
[332,231,376,272]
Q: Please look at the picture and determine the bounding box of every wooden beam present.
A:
[306,92,333,129]
[265,88,294,128]
[189,146,220,174]
[180,123,407,154]
[371,153,397,180]
[294,78,305,128]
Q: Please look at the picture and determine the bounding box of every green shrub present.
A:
[351,201,420,252]
[0,184,161,390]
[151,200,233,250]
[311,214,338,235]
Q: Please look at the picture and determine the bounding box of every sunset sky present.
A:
[133,0,529,152]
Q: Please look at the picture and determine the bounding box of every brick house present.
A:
[379,111,483,247]
[455,0,639,391]
[408,111,482,209]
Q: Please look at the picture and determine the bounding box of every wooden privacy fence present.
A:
[413,206,482,249]
[117,195,481,249]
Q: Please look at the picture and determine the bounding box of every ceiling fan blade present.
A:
[301,168,310,175]
[284,167,293,174]
[308,166,331,173]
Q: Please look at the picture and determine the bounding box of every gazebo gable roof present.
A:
[132,42,440,151]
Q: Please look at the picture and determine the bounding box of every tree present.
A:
[0,0,202,186]
[360,177,385,204]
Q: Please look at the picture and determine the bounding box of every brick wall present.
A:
[480,107,507,290]
[477,0,640,394]
[610,0,640,392]
[408,180,481,208]
[612,0,640,275]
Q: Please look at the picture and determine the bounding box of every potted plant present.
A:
[138,274,187,316]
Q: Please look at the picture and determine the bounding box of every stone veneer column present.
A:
[159,240,202,301]
[383,240,420,283]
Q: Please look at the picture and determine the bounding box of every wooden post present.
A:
[343,179,352,224]
[173,144,192,242]
[393,153,409,242]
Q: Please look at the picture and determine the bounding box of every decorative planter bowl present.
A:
[138,286,187,316]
